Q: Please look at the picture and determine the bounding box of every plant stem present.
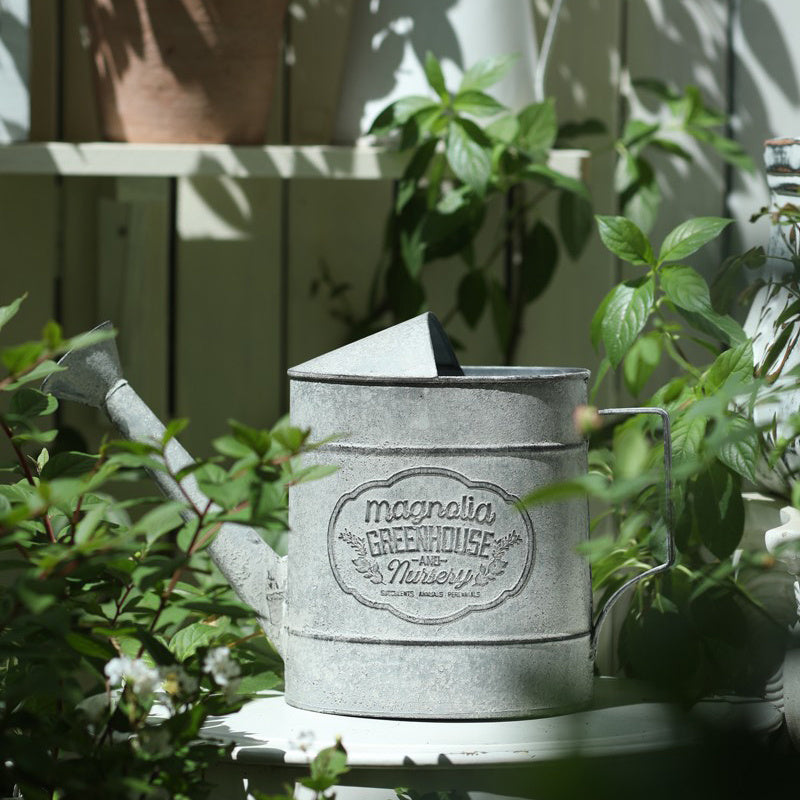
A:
[766,324,800,383]
[0,418,56,543]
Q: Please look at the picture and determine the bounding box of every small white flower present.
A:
[161,665,199,698]
[104,656,127,687]
[103,655,161,696]
[202,646,241,687]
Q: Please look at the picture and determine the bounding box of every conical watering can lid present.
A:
[288,312,462,379]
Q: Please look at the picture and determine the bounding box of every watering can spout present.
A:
[41,323,287,657]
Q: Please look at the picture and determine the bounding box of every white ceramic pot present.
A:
[333,0,538,143]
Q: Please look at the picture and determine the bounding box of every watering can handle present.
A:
[590,406,675,656]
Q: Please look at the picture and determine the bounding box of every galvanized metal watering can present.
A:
[44,313,673,720]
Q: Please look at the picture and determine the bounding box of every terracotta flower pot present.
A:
[84,0,288,144]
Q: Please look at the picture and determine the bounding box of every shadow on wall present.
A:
[339,0,461,106]
[729,0,800,253]
[736,0,800,141]
[0,0,29,141]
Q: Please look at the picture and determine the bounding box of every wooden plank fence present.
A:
[1,0,799,453]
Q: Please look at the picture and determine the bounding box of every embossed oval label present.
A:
[328,467,535,624]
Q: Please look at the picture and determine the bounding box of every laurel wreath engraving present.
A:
[338,529,384,584]
[473,530,522,587]
[338,528,523,589]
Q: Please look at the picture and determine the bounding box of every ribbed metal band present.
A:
[316,441,586,455]
[286,628,591,647]
[287,370,590,386]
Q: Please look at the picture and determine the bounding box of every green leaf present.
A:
[558,190,593,259]
[526,163,590,201]
[670,413,707,468]
[131,500,186,543]
[169,619,230,660]
[130,629,176,665]
[238,670,282,694]
[677,307,746,347]
[776,297,800,326]
[557,118,607,141]
[0,294,25,333]
[658,217,731,263]
[9,387,58,419]
[213,435,255,460]
[453,90,505,118]
[601,278,655,368]
[517,99,557,154]
[65,632,116,660]
[368,96,437,134]
[386,258,425,319]
[446,119,492,194]
[1,341,45,375]
[437,185,470,215]
[399,223,425,278]
[650,138,694,161]
[59,325,116,356]
[458,270,487,328]
[633,77,680,102]
[196,466,251,510]
[591,287,616,352]
[177,518,201,553]
[289,463,338,484]
[759,323,794,375]
[688,125,754,171]
[424,52,447,99]
[272,423,309,453]
[614,423,650,480]
[40,451,99,480]
[620,119,660,152]
[660,265,712,313]
[230,420,272,456]
[301,740,349,793]
[12,428,58,445]
[458,54,518,93]
[6,359,64,389]
[694,461,743,559]
[485,114,519,143]
[521,221,559,302]
[704,341,754,394]
[162,418,189,445]
[595,215,654,266]
[619,158,661,234]
[395,96,439,125]
[74,501,111,544]
[623,332,662,396]
[716,417,760,484]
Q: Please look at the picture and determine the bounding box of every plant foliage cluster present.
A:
[315,53,750,366]
[528,213,800,700]
[0,297,328,799]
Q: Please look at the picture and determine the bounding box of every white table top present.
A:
[197,679,783,768]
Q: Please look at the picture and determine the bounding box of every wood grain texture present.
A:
[175,176,283,454]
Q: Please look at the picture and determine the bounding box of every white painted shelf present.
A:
[0,142,588,180]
